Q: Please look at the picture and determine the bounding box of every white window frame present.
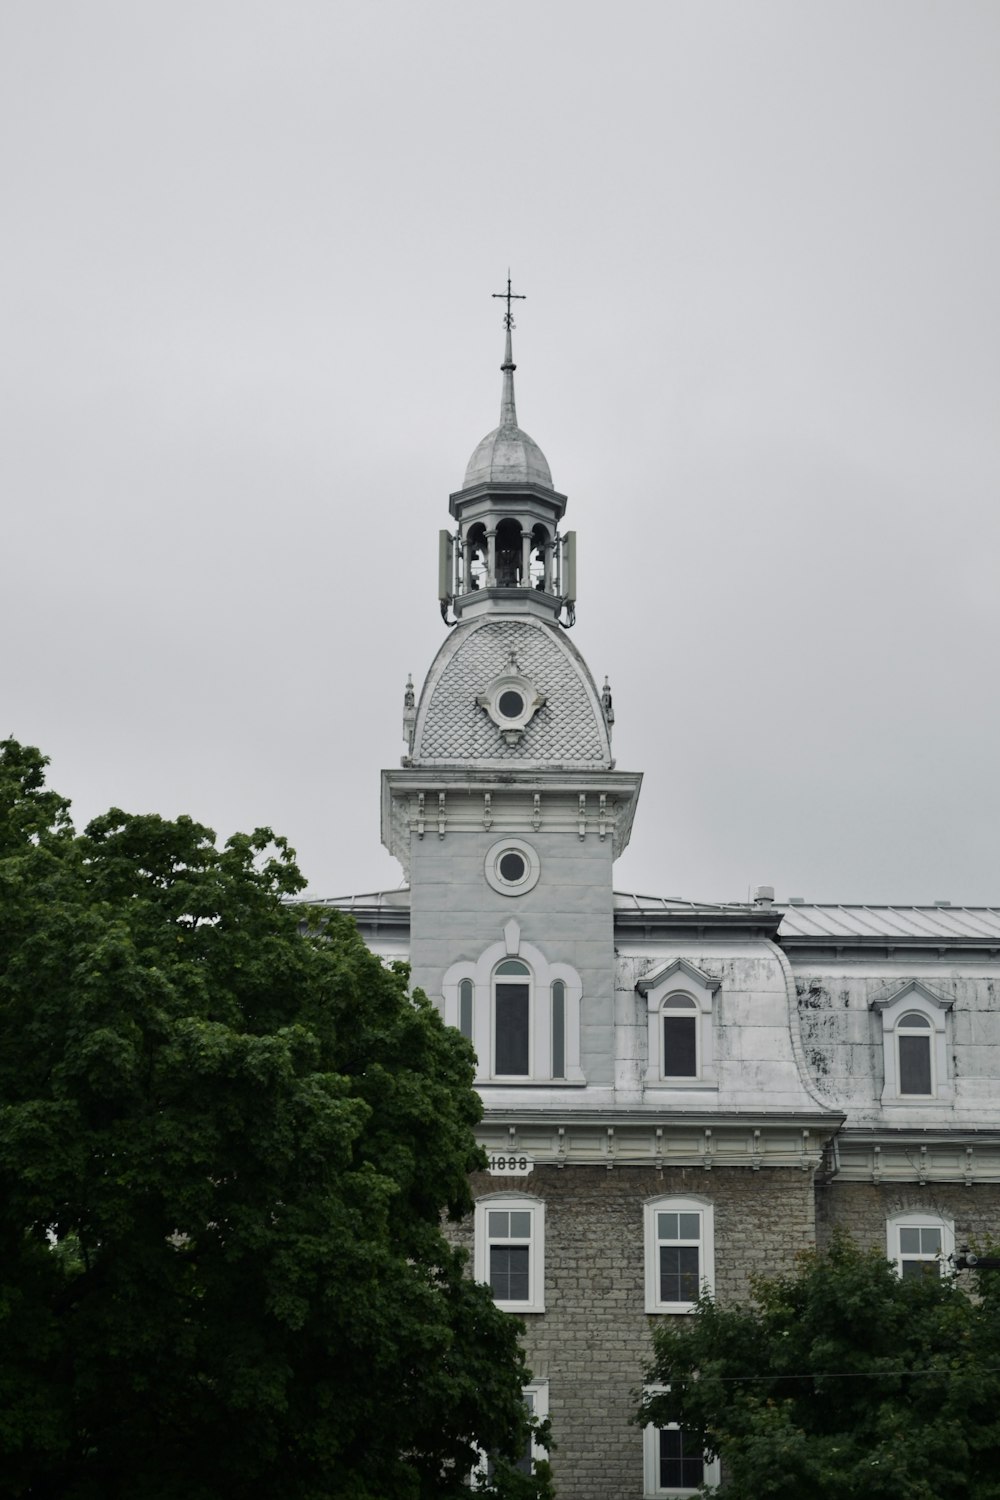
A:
[871,980,953,1106]
[637,959,719,1091]
[887,1209,955,1278]
[474,1195,545,1314]
[644,1195,714,1314]
[442,921,584,1084]
[473,1381,548,1485]
[642,1387,720,1497]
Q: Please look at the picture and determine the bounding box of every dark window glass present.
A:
[899,1033,932,1094]
[901,1258,938,1279]
[487,1392,534,1477]
[498,690,525,719]
[499,851,526,882]
[496,984,530,1074]
[490,1245,530,1301]
[660,1245,700,1303]
[552,980,565,1079]
[459,978,473,1042]
[659,1428,704,1489]
[664,1014,697,1076]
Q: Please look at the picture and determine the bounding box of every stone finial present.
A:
[402,673,416,752]
[602,675,615,731]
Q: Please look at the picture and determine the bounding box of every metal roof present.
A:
[774,903,1000,942]
[299,888,411,910]
[614,892,748,915]
[309,891,1000,946]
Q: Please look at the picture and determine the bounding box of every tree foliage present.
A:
[0,740,550,1500]
[640,1234,1000,1499]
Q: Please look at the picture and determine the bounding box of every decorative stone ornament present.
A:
[476,650,547,744]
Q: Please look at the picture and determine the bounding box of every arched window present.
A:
[661,993,699,1079]
[529,523,550,590]
[465,522,486,590]
[551,979,566,1080]
[897,1011,933,1096]
[495,518,522,587]
[644,1195,715,1313]
[887,1210,954,1278]
[494,959,531,1077]
[458,978,474,1043]
[441,928,584,1084]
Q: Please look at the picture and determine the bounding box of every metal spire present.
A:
[492,273,525,431]
[492,271,525,330]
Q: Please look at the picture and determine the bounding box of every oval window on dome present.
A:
[497,689,526,720]
[484,838,540,897]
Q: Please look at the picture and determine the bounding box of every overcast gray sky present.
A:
[2,1,998,906]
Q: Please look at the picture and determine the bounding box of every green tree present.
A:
[0,740,550,1500]
[640,1234,1000,1499]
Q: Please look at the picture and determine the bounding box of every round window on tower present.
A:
[485,838,540,896]
[497,689,526,720]
[499,850,526,881]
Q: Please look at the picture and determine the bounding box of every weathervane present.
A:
[492,271,525,330]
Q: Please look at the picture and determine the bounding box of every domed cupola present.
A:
[461,335,554,490]
[438,283,577,628]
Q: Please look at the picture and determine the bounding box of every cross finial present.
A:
[492,271,525,330]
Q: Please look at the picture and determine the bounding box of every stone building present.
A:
[329,322,1000,1498]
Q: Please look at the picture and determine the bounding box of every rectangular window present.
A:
[663,1014,697,1077]
[495,982,530,1075]
[659,1428,704,1490]
[645,1200,713,1314]
[480,1383,548,1483]
[899,1225,943,1277]
[888,1213,953,1280]
[552,980,565,1079]
[643,1390,720,1496]
[475,1199,545,1313]
[899,1033,932,1095]
[459,978,473,1043]
[658,1212,701,1304]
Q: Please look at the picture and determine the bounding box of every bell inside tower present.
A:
[495,518,522,587]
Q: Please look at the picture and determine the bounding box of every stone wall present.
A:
[452,1162,817,1500]
[817,1179,1000,1256]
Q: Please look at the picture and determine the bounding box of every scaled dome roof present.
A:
[411,616,611,769]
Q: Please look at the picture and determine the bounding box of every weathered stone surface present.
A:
[447,1164,817,1500]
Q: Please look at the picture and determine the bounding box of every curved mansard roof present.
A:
[411,616,612,769]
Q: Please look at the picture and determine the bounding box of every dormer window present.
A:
[662,995,699,1079]
[897,1011,933,1096]
[637,959,720,1091]
[871,980,953,1106]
